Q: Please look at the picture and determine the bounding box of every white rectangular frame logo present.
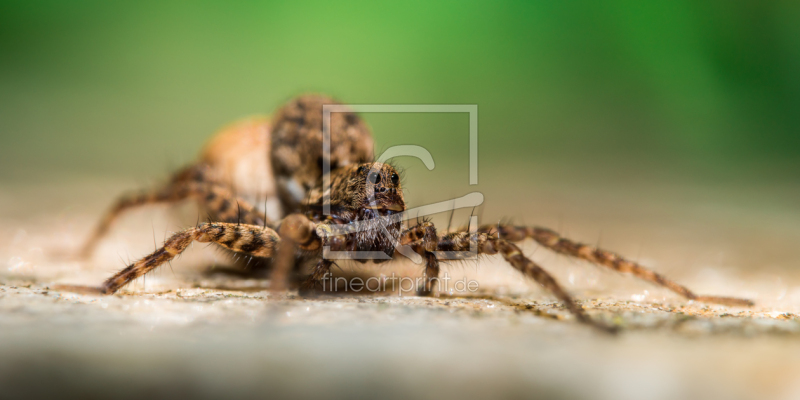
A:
[322,104,480,262]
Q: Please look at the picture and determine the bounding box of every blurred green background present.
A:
[1,0,799,187]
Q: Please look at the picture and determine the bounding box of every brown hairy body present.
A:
[76,94,753,333]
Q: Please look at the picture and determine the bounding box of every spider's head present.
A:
[318,162,405,215]
[357,162,405,214]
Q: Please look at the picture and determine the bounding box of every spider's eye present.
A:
[368,171,381,184]
[390,173,399,185]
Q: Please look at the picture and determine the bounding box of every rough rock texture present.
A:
[1,177,799,400]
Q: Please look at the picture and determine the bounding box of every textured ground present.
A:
[1,176,799,399]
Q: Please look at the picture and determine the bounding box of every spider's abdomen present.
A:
[189,94,376,221]
[198,116,281,220]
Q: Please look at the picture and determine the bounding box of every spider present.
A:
[77,94,753,333]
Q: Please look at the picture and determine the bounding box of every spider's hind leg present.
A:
[80,165,271,258]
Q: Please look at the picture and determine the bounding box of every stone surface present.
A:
[1,177,799,400]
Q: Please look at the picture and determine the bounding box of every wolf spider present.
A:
[77,94,753,332]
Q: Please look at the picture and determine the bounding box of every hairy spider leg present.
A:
[398,221,440,295]
[480,225,753,307]
[80,180,271,258]
[101,222,280,294]
[434,230,616,333]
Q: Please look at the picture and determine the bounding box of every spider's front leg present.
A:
[398,221,440,296]
[100,222,280,294]
[293,221,442,297]
[484,225,753,307]
[97,213,322,294]
[437,230,617,333]
[270,214,323,293]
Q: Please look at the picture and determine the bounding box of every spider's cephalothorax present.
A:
[271,94,375,214]
[76,94,754,333]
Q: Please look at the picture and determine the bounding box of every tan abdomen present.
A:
[198,116,282,220]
